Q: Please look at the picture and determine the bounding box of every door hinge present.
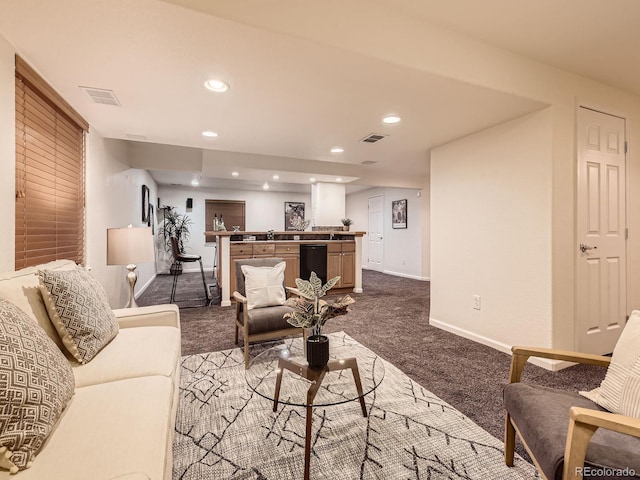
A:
[626,228,629,240]
[625,141,628,154]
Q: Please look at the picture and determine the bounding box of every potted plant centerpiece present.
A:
[341,218,352,231]
[284,272,355,368]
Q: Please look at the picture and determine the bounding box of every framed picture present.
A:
[148,204,154,233]
[284,201,305,231]
[142,185,150,223]
[392,199,407,229]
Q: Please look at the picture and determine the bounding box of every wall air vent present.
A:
[360,133,388,144]
[361,160,377,165]
[79,86,121,106]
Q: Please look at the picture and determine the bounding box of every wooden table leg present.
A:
[304,405,312,480]
[348,359,368,417]
[273,363,284,412]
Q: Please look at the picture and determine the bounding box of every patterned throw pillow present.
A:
[38,268,119,364]
[0,299,75,472]
[580,310,640,417]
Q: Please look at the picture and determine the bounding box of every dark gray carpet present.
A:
[138,270,605,460]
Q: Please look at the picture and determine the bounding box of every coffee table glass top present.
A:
[245,335,385,408]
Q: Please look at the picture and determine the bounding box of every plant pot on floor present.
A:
[306,335,329,368]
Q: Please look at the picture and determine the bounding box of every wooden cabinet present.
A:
[276,243,300,288]
[229,242,300,294]
[327,242,355,289]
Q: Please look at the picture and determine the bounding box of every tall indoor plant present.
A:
[284,272,354,367]
[157,206,192,274]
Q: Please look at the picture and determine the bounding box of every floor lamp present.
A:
[107,225,155,308]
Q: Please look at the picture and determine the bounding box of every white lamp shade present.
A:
[107,226,155,266]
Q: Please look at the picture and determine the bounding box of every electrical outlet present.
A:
[473,295,481,310]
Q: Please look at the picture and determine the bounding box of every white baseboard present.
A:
[134,273,157,299]
[382,269,430,281]
[429,317,574,371]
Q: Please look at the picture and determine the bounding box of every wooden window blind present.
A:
[205,200,246,242]
[15,56,88,269]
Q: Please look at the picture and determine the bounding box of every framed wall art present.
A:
[284,201,305,231]
[392,199,407,229]
[142,185,150,223]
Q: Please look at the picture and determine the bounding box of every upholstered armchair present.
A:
[233,258,304,368]
[504,338,640,479]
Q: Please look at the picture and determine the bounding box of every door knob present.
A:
[579,243,597,253]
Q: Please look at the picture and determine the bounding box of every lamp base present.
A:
[126,264,138,308]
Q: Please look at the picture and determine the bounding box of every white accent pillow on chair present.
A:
[241,262,286,310]
[580,310,640,418]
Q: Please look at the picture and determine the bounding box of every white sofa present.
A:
[0,260,181,480]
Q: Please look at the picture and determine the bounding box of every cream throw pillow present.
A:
[0,299,75,472]
[580,310,640,417]
[38,268,119,364]
[241,262,286,310]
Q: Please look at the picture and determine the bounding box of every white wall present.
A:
[311,182,346,226]
[157,186,310,271]
[85,133,158,308]
[0,34,15,271]
[430,108,552,351]
[346,186,427,280]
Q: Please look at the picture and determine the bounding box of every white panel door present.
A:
[577,107,627,355]
[368,195,383,271]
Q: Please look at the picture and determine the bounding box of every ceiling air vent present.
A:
[79,86,121,106]
[360,133,388,144]
[361,160,377,165]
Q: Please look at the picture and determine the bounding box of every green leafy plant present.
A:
[341,218,353,226]
[284,272,355,336]
[158,206,192,253]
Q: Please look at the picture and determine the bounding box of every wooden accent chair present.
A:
[504,347,640,479]
[233,258,304,368]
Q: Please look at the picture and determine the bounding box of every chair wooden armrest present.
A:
[563,407,640,479]
[285,286,300,297]
[509,346,611,383]
[233,291,247,304]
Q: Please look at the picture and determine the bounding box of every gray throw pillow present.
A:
[0,299,75,472]
[38,268,119,364]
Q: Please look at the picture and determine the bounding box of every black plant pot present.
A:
[306,335,329,368]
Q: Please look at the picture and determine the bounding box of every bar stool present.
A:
[211,241,217,280]
[170,237,210,306]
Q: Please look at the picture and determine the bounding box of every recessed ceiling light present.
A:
[204,79,229,92]
[231,171,239,177]
[383,115,401,124]
[191,180,199,186]
[330,147,344,153]
[262,182,269,190]
[309,177,316,183]
[202,131,218,137]
[336,178,342,182]
[272,174,280,180]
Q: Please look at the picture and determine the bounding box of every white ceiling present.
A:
[1,0,636,192]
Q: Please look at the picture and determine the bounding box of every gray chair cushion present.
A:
[234,258,284,296]
[241,305,295,335]
[504,383,640,480]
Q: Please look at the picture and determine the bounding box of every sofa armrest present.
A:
[563,407,640,479]
[113,304,180,329]
[509,346,611,383]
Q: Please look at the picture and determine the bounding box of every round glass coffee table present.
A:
[245,336,385,480]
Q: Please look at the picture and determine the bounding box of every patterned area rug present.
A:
[173,332,537,479]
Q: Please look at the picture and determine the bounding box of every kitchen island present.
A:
[206,231,365,306]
